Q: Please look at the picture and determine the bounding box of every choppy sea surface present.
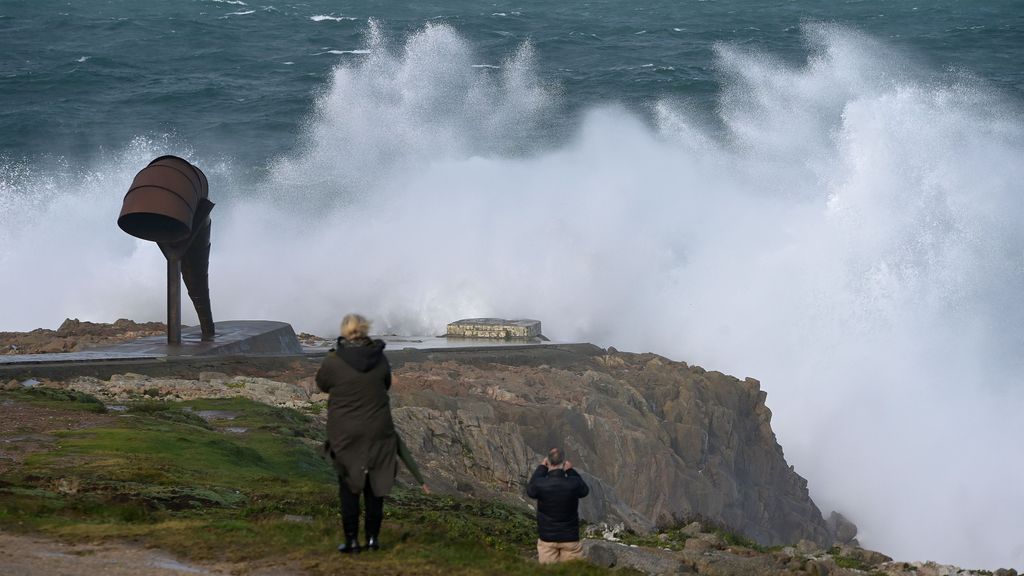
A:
[2,1,1023,570]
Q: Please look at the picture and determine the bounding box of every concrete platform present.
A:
[0,323,575,382]
[0,321,303,366]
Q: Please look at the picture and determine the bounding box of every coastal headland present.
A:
[0,320,1015,576]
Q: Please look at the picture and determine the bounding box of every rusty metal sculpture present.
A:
[118,156,215,344]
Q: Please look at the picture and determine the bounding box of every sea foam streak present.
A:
[1,22,1023,570]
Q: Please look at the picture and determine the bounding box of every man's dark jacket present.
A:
[526,465,590,542]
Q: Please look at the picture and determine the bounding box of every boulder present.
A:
[583,540,694,574]
[827,510,858,544]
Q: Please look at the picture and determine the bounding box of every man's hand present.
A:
[541,457,550,467]
[421,484,431,494]
[564,460,573,471]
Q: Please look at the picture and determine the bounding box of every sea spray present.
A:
[1,22,1023,569]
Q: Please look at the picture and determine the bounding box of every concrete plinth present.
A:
[0,321,302,366]
[95,321,304,357]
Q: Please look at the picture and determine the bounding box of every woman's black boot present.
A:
[366,534,380,551]
[337,536,361,554]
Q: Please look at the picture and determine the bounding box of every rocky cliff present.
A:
[5,334,839,547]
[386,344,833,546]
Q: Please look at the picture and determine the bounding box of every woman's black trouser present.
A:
[339,475,384,538]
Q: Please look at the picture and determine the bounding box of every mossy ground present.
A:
[0,388,630,575]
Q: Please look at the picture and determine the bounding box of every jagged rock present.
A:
[683,537,715,553]
[1,319,165,355]
[583,540,694,574]
[834,544,891,567]
[805,558,834,576]
[391,350,833,546]
[680,546,791,576]
[680,521,704,537]
[827,511,858,544]
[880,561,982,576]
[796,539,822,555]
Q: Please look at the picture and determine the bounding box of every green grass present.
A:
[0,390,630,575]
[2,386,108,412]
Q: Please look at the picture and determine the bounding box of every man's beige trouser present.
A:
[537,539,583,564]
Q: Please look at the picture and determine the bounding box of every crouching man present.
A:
[526,447,590,564]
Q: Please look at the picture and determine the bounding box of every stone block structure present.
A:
[446,318,543,340]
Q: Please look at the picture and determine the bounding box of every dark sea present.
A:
[2,1,1023,570]
[3,1,1022,167]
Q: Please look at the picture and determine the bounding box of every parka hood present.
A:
[334,337,386,372]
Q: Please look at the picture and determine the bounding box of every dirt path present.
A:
[0,531,302,576]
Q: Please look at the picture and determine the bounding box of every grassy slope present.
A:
[0,388,629,576]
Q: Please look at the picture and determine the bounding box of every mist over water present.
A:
[2,22,1023,569]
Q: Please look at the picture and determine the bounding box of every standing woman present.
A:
[316,313,397,554]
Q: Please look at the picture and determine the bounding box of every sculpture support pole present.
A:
[168,257,181,345]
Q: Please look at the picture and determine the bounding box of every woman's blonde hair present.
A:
[340,313,371,340]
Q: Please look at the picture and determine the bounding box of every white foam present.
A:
[76,56,89,63]
[313,49,370,56]
[311,15,359,22]
[224,10,254,16]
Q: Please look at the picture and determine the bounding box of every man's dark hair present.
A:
[548,447,564,466]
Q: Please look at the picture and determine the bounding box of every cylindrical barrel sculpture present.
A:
[118,155,215,342]
[118,155,209,243]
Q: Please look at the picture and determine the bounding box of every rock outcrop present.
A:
[0,318,165,355]
[387,345,833,546]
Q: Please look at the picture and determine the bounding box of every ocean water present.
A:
[2,0,1023,569]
